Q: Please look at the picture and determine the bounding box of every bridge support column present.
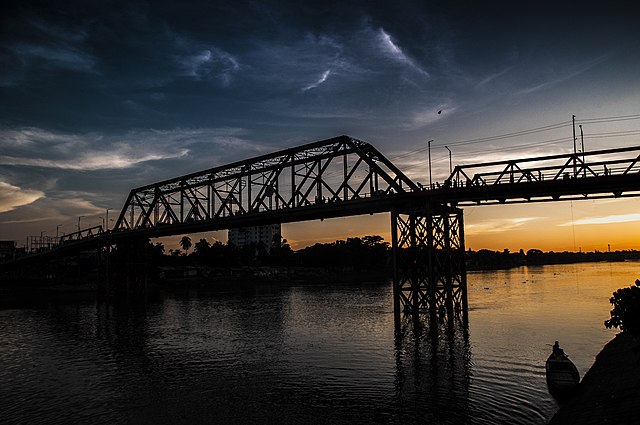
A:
[392,204,468,325]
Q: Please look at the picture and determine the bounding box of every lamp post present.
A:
[105,208,113,231]
[105,208,112,231]
[427,139,433,187]
[444,145,452,174]
[78,216,85,233]
[579,124,586,178]
[572,114,577,177]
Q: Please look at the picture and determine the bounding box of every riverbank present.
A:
[548,332,640,424]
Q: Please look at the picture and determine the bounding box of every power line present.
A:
[584,130,640,138]
[434,121,571,148]
[393,113,640,168]
[309,114,640,183]
[388,120,573,162]
[578,113,640,124]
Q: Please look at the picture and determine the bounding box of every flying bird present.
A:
[438,110,442,114]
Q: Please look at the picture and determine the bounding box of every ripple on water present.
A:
[3,264,631,424]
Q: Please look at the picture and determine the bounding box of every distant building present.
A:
[0,240,16,262]
[228,224,281,252]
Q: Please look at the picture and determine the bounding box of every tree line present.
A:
[109,235,640,276]
[113,234,391,272]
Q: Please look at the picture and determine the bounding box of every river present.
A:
[1,261,637,424]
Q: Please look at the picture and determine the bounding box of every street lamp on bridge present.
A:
[105,208,112,231]
[427,139,433,187]
[444,145,452,175]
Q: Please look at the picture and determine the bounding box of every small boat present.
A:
[546,344,580,398]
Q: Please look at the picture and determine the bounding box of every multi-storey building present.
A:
[228,224,282,252]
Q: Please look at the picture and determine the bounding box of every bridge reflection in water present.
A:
[392,316,472,424]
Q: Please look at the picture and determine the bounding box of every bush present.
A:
[604,279,640,334]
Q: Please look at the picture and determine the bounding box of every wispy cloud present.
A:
[1,17,96,82]
[177,47,240,85]
[13,43,96,72]
[377,28,430,78]
[0,195,104,228]
[0,181,44,213]
[0,150,189,171]
[0,128,189,170]
[244,33,354,90]
[474,66,513,89]
[0,127,264,171]
[515,54,610,96]
[559,213,640,226]
[466,217,539,235]
[303,69,331,91]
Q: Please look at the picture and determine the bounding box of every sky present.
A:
[1,0,640,252]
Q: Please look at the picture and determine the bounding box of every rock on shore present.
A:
[549,332,640,425]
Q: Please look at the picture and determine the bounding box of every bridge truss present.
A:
[442,145,640,205]
[112,135,418,236]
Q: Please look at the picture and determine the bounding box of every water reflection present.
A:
[2,262,634,424]
[393,315,472,424]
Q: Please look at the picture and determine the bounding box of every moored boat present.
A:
[546,342,580,398]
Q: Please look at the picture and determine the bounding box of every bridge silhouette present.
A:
[4,135,640,322]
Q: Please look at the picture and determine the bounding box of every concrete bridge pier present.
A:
[391,203,468,327]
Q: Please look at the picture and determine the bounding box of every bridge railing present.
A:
[445,146,640,188]
[59,225,105,244]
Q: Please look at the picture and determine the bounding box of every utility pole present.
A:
[78,216,84,234]
[572,114,577,177]
[579,124,585,177]
[445,145,452,174]
[427,139,433,188]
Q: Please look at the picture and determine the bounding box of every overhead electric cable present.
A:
[578,113,640,123]
[388,120,572,162]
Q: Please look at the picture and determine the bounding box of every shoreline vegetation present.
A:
[2,235,640,288]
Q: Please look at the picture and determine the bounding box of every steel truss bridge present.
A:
[5,135,640,322]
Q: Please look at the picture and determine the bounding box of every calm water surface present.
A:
[1,261,637,424]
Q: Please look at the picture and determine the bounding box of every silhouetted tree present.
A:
[269,234,294,265]
[193,238,210,255]
[179,236,192,255]
[155,242,164,253]
[295,235,390,271]
[605,279,640,334]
